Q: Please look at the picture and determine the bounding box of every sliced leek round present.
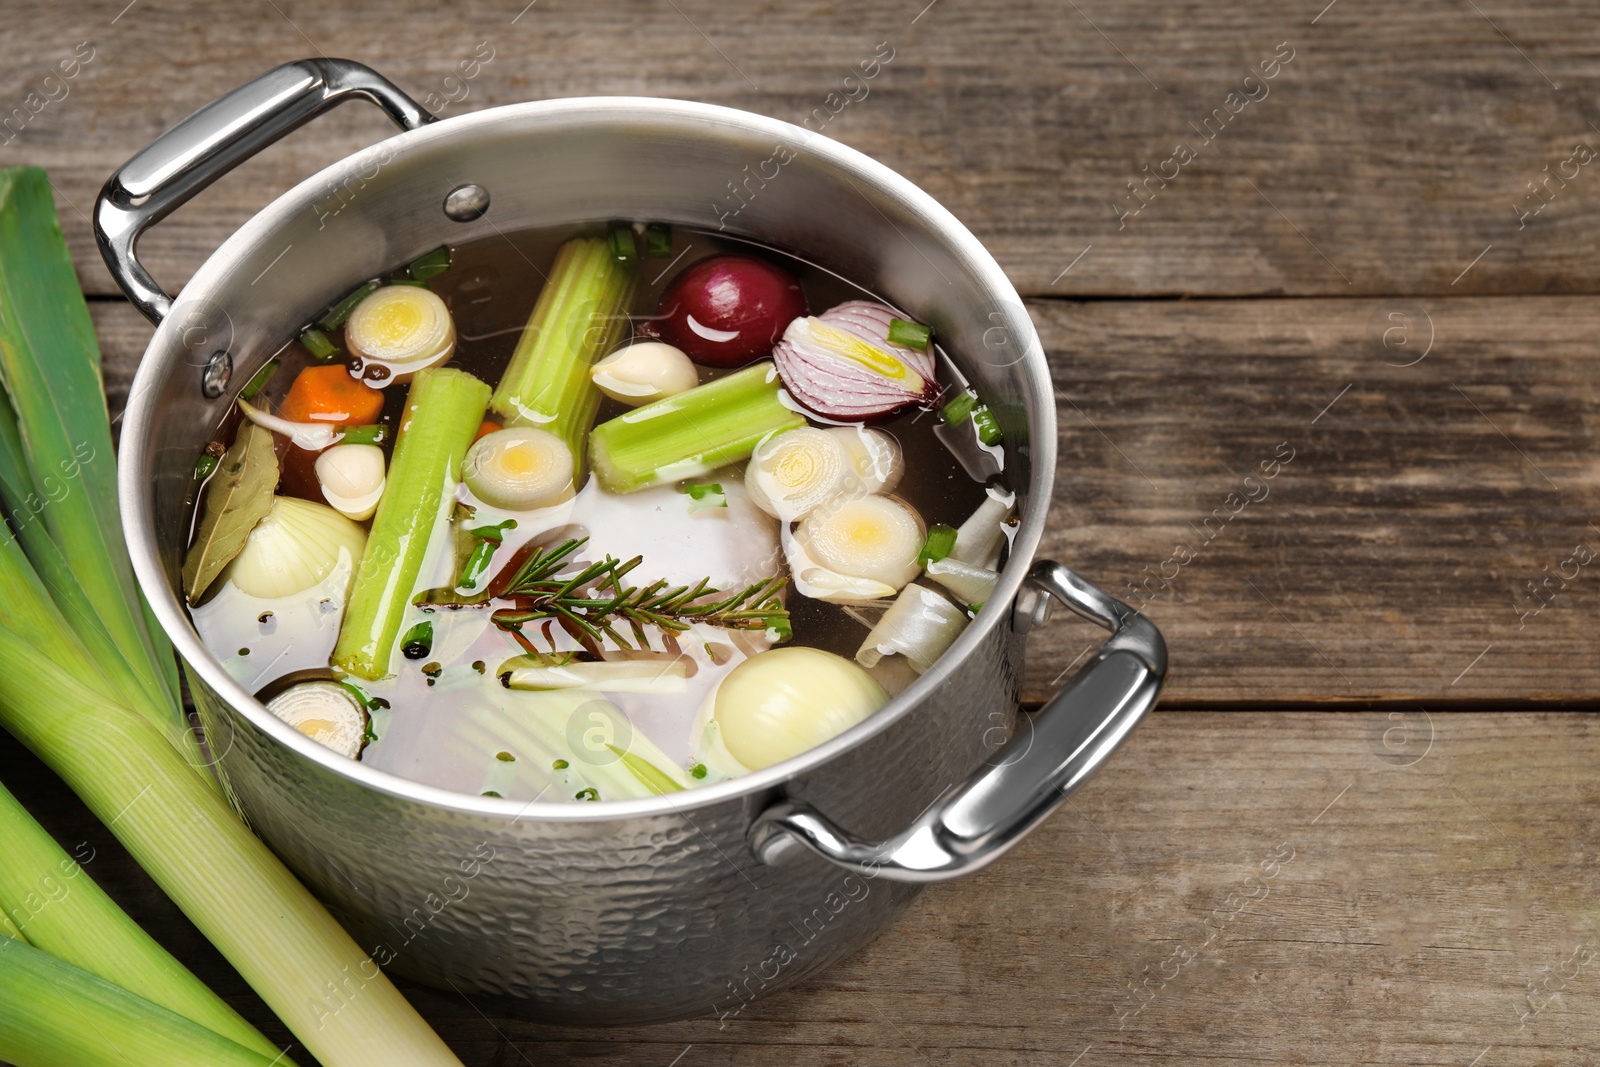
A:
[226,496,368,600]
[344,284,456,382]
[265,681,369,758]
[463,427,575,510]
[314,443,386,521]
[829,425,903,496]
[794,495,924,591]
[745,426,852,522]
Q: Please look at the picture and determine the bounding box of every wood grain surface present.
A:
[6,0,1600,299]
[3,0,1599,1064]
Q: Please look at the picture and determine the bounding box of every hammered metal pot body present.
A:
[118,98,1056,1024]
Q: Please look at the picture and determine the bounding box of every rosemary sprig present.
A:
[490,537,791,655]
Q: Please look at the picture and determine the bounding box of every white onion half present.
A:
[591,341,699,406]
[795,495,924,591]
[744,427,852,522]
[265,681,368,758]
[711,646,888,771]
[226,496,368,600]
[856,583,970,674]
[464,427,575,511]
[344,285,457,383]
[315,443,386,521]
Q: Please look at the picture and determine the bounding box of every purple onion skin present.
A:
[644,255,807,368]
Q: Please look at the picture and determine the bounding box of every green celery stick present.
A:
[0,778,283,1060]
[490,233,636,461]
[589,363,806,493]
[0,936,284,1067]
[334,367,490,679]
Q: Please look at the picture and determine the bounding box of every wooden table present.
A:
[4,1,1598,1063]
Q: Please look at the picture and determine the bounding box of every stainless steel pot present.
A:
[97,59,1167,1025]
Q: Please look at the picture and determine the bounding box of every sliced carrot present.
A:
[473,419,502,442]
[280,364,385,425]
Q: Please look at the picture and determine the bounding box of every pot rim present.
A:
[120,95,1057,823]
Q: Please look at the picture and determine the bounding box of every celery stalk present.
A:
[0,937,284,1067]
[334,367,490,679]
[0,625,465,1066]
[0,778,284,1060]
[589,362,806,493]
[490,234,636,459]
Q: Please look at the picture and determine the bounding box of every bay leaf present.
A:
[183,422,279,602]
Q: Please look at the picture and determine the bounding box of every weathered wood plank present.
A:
[7,0,1600,298]
[6,710,1596,1066]
[91,293,1600,706]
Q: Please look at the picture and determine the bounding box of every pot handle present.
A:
[95,58,433,324]
[747,561,1167,883]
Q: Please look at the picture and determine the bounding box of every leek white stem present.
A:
[745,426,852,522]
[829,426,903,496]
[795,495,924,590]
[781,523,898,604]
[266,681,369,758]
[345,285,457,383]
[856,583,969,674]
[499,656,690,693]
[925,556,1000,606]
[952,488,1015,568]
[463,427,575,511]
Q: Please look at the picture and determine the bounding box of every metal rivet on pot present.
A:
[201,350,233,399]
[443,184,490,222]
[1011,582,1053,635]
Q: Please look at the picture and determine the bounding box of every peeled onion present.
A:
[463,427,575,510]
[227,496,368,600]
[265,681,368,758]
[712,647,888,770]
[830,426,903,496]
[795,495,924,591]
[772,301,940,420]
[591,341,699,406]
[856,583,969,674]
[744,427,851,522]
[314,443,386,521]
[344,284,456,383]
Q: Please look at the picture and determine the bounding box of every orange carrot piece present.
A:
[280,365,385,425]
[473,419,502,442]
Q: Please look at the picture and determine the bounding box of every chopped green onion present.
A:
[193,453,218,480]
[644,223,673,257]
[298,327,339,361]
[918,522,959,567]
[606,744,685,794]
[690,762,708,779]
[590,363,806,494]
[482,790,502,798]
[490,235,636,462]
[406,245,452,281]
[972,405,1004,446]
[238,359,277,401]
[495,751,515,762]
[334,367,491,680]
[400,620,434,660]
[684,482,727,510]
[457,518,516,590]
[608,223,637,262]
[887,318,931,350]
[552,758,569,770]
[318,281,378,331]
[939,388,977,425]
[575,787,600,801]
[338,423,387,446]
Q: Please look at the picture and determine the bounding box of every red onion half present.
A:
[772,301,940,421]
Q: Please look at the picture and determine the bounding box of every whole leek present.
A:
[0,778,282,1060]
[0,627,463,1066]
[0,937,283,1067]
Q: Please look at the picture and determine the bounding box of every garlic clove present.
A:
[590,341,699,406]
[314,443,387,521]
